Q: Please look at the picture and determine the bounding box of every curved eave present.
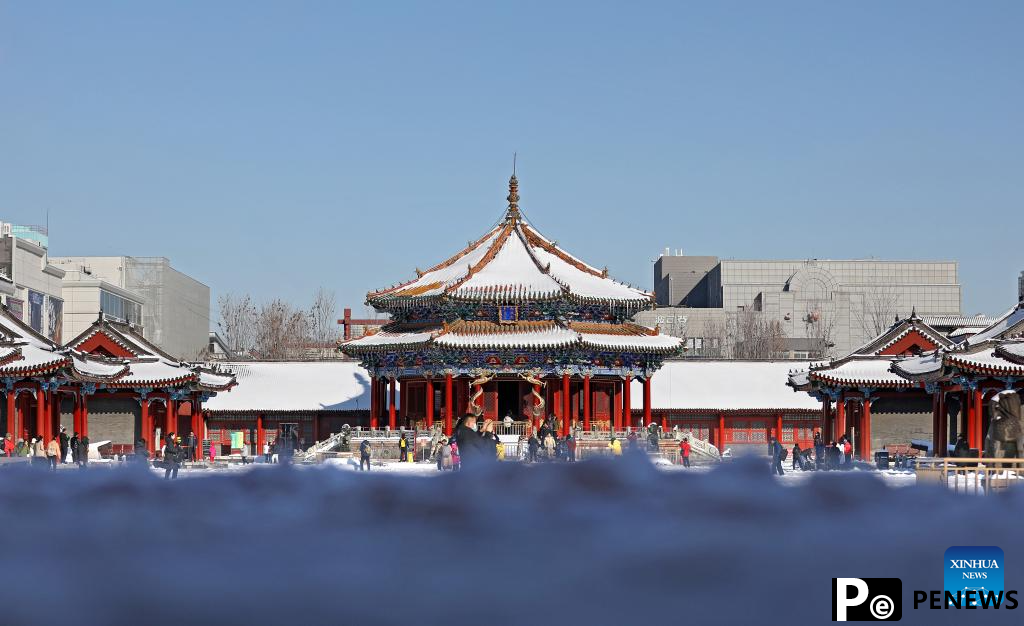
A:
[197,380,237,393]
[578,341,683,355]
[105,374,198,389]
[946,355,1024,377]
[68,364,132,383]
[340,340,432,356]
[0,357,71,378]
[808,373,914,389]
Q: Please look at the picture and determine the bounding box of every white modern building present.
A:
[51,256,211,360]
[0,223,66,342]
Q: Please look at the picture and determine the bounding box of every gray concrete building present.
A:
[640,253,962,358]
[0,223,66,342]
[52,256,210,360]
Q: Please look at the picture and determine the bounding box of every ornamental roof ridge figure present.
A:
[342,174,683,437]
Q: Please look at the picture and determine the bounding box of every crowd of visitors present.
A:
[0,427,90,470]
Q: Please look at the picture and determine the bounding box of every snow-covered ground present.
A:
[2,456,1021,626]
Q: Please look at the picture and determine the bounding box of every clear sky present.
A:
[2,1,1021,322]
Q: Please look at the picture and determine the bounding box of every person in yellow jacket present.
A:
[46,436,60,471]
[496,440,505,461]
[608,436,622,457]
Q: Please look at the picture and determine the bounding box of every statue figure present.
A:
[468,369,496,417]
[520,369,546,419]
[984,391,1023,459]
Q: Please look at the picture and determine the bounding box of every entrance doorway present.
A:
[497,381,520,420]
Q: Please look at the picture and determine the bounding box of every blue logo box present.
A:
[944,546,1004,607]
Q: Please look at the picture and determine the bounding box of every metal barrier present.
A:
[915,457,1024,495]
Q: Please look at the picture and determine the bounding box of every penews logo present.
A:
[833,578,902,621]
[944,546,1004,608]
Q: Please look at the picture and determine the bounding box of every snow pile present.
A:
[0,458,1021,625]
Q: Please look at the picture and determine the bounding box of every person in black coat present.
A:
[527,434,539,463]
[79,435,89,468]
[359,439,371,471]
[164,437,181,480]
[70,432,80,465]
[770,436,785,476]
[58,427,70,464]
[454,416,496,469]
[813,432,825,470]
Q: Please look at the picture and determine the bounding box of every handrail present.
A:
[915,457,1024,495]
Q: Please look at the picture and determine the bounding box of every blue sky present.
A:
[2,1,1021,322]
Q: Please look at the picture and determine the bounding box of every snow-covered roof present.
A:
[809,357,913,388]
[204,361,372,414]
[965,303,1024,346]
[366,176,652,309]
[923,314,994,329]
[945,347,1024,376]
[0,343,68,376]
[634,361,821,412]
[343,320,684,355]
[890,351,944,379]
[68,353,130,380]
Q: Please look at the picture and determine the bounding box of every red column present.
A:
[257,414,265,455]
[425,378,434,428]
[643,376,652,427]
[623,375,632,431]
[444,374,454,436]
[36,386,47,442]
[611,381,620,432]
[835,395,846,441]
[369,377,378,429]
[973,388,983,454]
[582,376,591,431]
[167,399,178,442]
[388,378,397,430]
[80,394,89,439]
[776,413,783,444]
[718,412,726,453]
[141,398,151,454]
[966,389,977,450]
[6,391,16,441]
[861,399,872,460]
[562,373,570,436]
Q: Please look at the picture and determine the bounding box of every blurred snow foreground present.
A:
[1,458,1022,626]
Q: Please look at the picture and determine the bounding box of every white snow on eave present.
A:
[453,231,563,297]
[378,227,503,299]
[966,305,1024,346]
[203,361,372,413]
[578,332,683,350]
[434,326,579,348]
[531,243,650,302]
[631,361,820,411]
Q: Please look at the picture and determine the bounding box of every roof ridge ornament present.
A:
[505,160,520,223]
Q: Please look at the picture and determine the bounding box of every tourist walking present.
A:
[813,432,825,470]
[440,439,452,470]
[843,438,853,467]
[527,433,539,463]
[47,435,60,471]
[33,436,47,468]
[59,427,69,464]
[399,433,409,462]
[566,434,576,462]
[79,434,89,468]
[70,431,81,465]
[263,441,271,463]
[163,436,181,479]
[3,434,12,457]
[770,436,785,476]
[454,416,496,469]
[792,442,803,471]
[543,432,555,460]
[450,440,461,470]
[680,437,691,467]
[607,436,622,457]
[359,439,371,471]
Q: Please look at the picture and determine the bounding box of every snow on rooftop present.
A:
[633,361,820,411]
[203,361,372,413]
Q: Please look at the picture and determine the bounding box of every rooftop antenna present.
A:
[513,152,517,176]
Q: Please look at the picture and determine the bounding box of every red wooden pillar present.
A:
[582,375,591,431]
[611,381,620,431]
[718,412,726,452]
[425,378,434,428]
[444,373,454,436]
[388,378,397,430]
[565,372,573,436]
[257,414,265,455]
[776,413,783,444]
[966,389,977,450]
[643,376,652,427]
[6,391,16,442]
[80,394,89,439]
[861,398,872,460]
[36,385,47,442]
[623,375,632,431]
[168,399,179,439]
[835,394,846,441]
[973,388,983,454]
[141,398,151,454]
[369,377,378,429]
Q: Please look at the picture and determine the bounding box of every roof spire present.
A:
[506,153,520,223]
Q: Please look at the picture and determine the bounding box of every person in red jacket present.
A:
[679,438,691,468]
[3,434,13,457]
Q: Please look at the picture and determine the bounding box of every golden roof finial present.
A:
[506,153,520,222]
